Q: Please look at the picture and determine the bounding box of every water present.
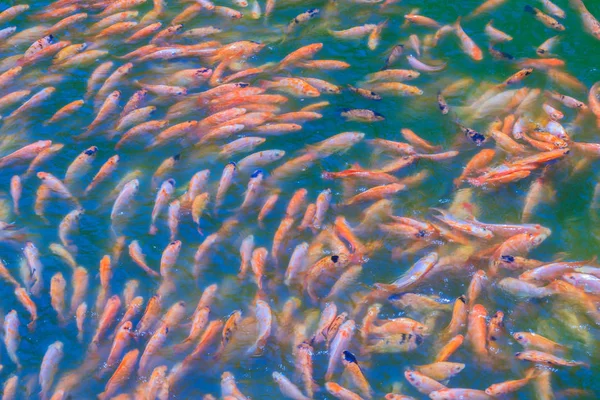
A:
[0,0,599,398]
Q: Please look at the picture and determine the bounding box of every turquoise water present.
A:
[0,0,600,398]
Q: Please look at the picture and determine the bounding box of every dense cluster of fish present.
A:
[1,0,600,398]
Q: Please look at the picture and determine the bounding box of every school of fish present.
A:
[0,0,600,398]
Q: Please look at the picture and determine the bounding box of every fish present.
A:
[429,388,494,399]
[570,0,600,40]
[485,369,538,396]
[325,382,363,400]
[453,18,483,60]
[286,8,320,34]
[82,90,121,136]
[247,299,272,355]
[524,5,565,30]
[215,162,237,213]
[39,341,64,400]
[485,20,513,42]
[341,108,385,122]
[537,35,561,56]
[431,208,494,239]
[99,349,139,400]
[516,350,588,367]
[342,351,373,399]
[149,179,175,235]
[404,13,441,28]
[273,372,310,400]
[4,310,20,368]
[374,252,438,293]
[325,320,355,380]
[514,331,567,353]
[50,272,67,323]
[469,0,508,18]
[111,178,139,226]
[212,309,240,360]
[404,370,447,395]
[0,140,53,169]
[415,362,465,382]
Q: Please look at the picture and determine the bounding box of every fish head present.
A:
[272,372,282,382]
[196,68,213,78]
[529,232,547,247]
[169,240,182,251]
[404,370,417,382]
[272,150,285,159]
[307,8,320,17]
[513,332,527,344]
[453,363,465,373]
[342,350,357,364]
[84,146,98,156]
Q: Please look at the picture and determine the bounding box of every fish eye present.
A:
[331,255,339,262]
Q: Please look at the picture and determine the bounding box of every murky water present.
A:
[0,0,600,398]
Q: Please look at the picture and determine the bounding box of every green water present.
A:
[0,0,600,398]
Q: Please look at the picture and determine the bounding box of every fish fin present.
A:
[453,16,462,30]
[429,207,447,216]
[372,283,396,292]
[258,80,274,89]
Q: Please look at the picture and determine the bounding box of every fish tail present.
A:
[524,5,536,14]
